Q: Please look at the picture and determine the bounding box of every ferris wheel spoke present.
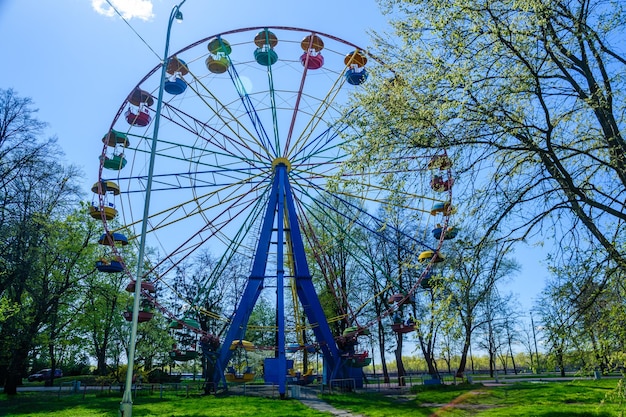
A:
[291,174,436,250]
[289,120,347,167]
[136,173,269,237]
[283,33,317,155]
[120,149,269,192]
[293,185,438,326]
[137,179,272,282]
[286,81,347,161]
[109,168,270,263]
[281,33,349,158]
[292,195,387,324]
[157,101,270,165]
[178,68,271,158]
[189,195,270,306]
[224,37,281,157]
[291,166,447,210]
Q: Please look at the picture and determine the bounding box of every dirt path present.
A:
[418,390,495,416]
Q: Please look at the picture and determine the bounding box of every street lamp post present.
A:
[119,1,186,415]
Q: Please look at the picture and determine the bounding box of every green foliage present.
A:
[147,368,181,384]
[383,351,537,374]
[536,245,626,375]
[352,0,626,267]
[347,0,626,390]
[0,296,19,323]
[245,296,276,347]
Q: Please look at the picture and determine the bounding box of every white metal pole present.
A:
[119,2,186,415]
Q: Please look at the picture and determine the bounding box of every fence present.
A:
[358,372,464,392]
[43,372,466,401]
[54,381,208,400]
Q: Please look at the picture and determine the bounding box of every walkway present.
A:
[298,386,365,417]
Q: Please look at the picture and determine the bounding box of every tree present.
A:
[413,284,446,379]
[475,291,520,376]
[305,193,369,336]
[349,0,626,291]
[438,237,519,377]
[362,232,393,383]
[0,89,86,394]
[79,220,130,376]
[537,243,626,375]
[520,318,541,373]
[166,249,249,384]
[500,306,522,375]
[0,206,92,394]
[373,204,419,385]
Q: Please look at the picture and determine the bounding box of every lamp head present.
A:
[175,10,183,23]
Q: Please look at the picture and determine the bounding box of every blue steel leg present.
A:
[211,171,281,389]
[281,172,343,380]
[213,162,346,391]
[275,166,287,396]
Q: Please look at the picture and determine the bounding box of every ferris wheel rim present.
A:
[93,26,454,342]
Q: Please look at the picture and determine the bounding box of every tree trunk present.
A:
[456,326,472,378]
[556,346,566,377]
[377,325,390,383]
[48,342,56,387]
[2,316,41,395]
[3,347,29,395]
[3,374,19,395]
[417,332,439,378]
[395,333,406,386]
[97,353,108,375]
[508,338,518,375]
[488,322,496,378]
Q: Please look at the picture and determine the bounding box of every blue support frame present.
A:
[211,162,346,393]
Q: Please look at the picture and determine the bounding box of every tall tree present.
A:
[537,243,626,375]
[362,232,393,382]
[348,0,626,287]
[79,223,129,376]
[475,291,518,376]
[304,194,368,335]
[0,89,86,394]
[374,207,414,385]
[439,237,519,377]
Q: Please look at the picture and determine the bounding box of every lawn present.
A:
[2,378,625,416]
[0,392,330,417]
[321,379,626,416]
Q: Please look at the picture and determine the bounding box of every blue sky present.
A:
[0,0,549,320]
[0,0,386,183]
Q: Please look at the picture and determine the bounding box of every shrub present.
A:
[147,369,181,383]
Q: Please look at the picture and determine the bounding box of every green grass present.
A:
[320,379,626,416]
[0,393,331,417]
[2,379,626,416]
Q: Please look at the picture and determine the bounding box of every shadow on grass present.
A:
[322,391,436,417]
[0,393,123,415]
[1,392,331,417]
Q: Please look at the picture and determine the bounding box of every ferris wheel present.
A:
[91,26,455,394]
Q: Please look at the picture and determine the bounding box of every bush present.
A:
[147,369,181,383]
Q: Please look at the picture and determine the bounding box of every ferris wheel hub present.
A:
[272,157,291,172]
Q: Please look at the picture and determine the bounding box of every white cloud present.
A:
[92,0,154,21]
